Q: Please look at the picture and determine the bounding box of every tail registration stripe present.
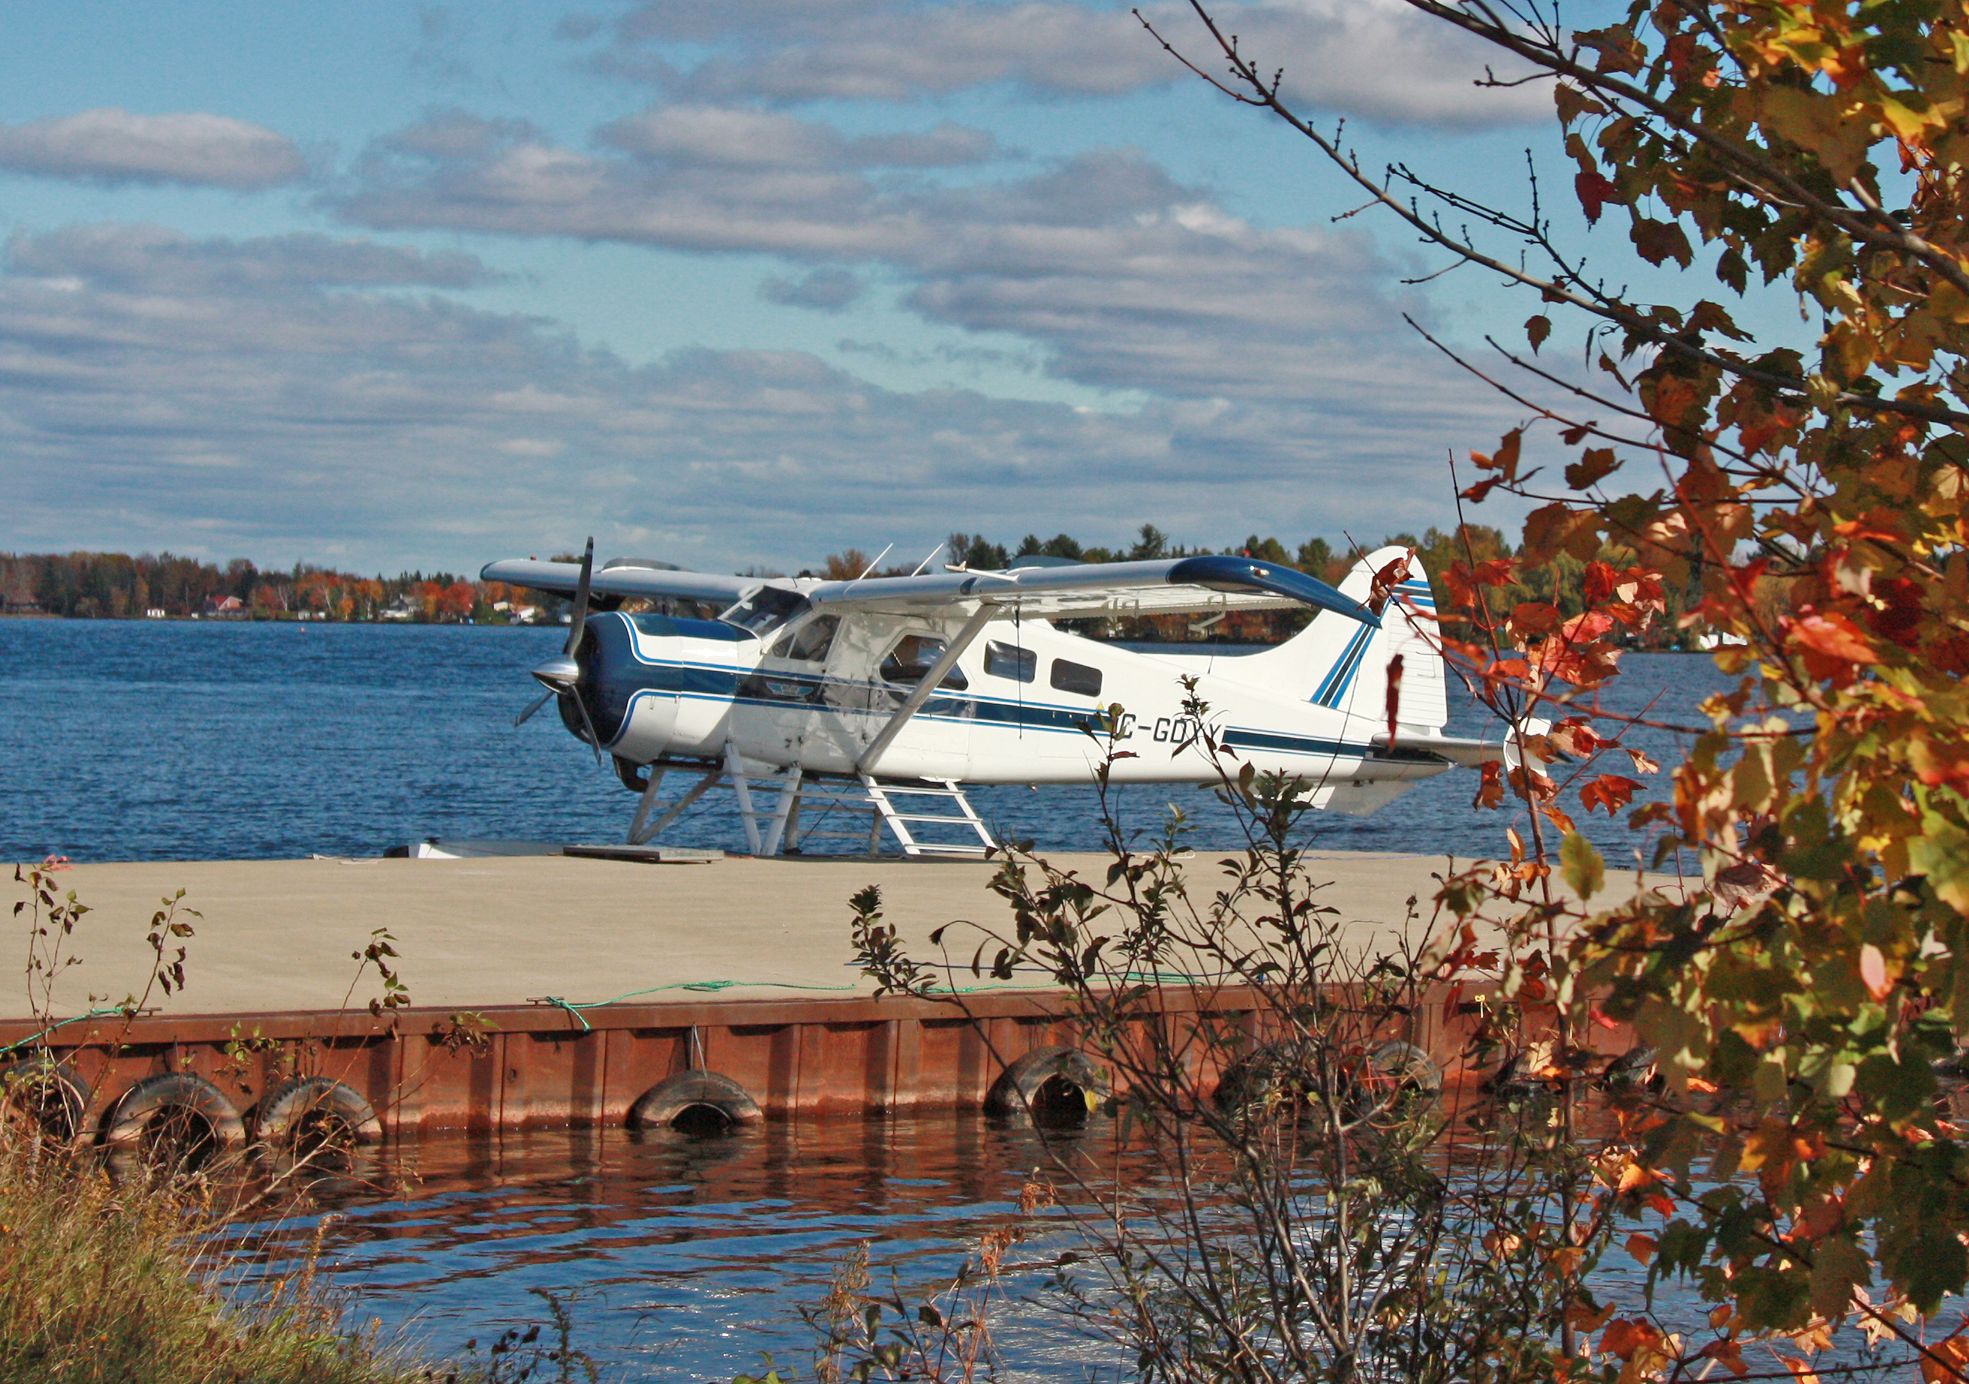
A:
[1312,623,1374,708]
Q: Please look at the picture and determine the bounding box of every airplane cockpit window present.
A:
[720,586,809,637]
[1049,658,1103,697]
[983,641,1036,684]
[771,614,840,664]
[879,634,970,690]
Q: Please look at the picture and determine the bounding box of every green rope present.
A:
[1,1006,129,1058]
[531,979,862,1031]
[529,968,1207,1031]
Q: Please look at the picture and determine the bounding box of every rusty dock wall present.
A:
[1,852,1649,1143]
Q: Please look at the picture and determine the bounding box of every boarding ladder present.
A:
[717,750,993,858]
[854,777,995,859]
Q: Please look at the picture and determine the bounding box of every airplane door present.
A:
[826,616,972,779]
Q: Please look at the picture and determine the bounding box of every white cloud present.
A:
[5,224,496,291]
[0,223,1521,571]
[581,0,1545,129]
[0,108,305,188]
[333,124,1457,410]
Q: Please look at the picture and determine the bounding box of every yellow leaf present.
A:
[1877,94,1942,142]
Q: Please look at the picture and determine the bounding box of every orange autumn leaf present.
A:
[1786,610,1875,678]
[1598,1317,1664,1360]
[1858,943,1892,1001]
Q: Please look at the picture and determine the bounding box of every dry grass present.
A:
[0,1128,453,1384]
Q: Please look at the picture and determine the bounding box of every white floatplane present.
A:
[483,543,1509,857]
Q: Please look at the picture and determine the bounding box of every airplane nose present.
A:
[530,655,580,691]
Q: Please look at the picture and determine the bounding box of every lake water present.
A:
[5,620,1802,1380]
[0,618,1730,868]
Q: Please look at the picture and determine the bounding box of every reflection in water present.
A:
[232,1107,1927,1382]
[246,1113,1130,1381]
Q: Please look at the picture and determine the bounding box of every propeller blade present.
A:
[564,536,594,657]
[571,691,604,766]
[514,690,554,727]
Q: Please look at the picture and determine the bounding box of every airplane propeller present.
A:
[515,536,604,764]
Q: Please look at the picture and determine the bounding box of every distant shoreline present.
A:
[0,609,548,627]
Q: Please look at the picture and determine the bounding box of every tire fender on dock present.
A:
[1358,1040,1444,1113]
[102,1072,247,1153]
[1,1058,92,1143]
[627,1071,763,1133]
[984,1045,1107,1125]
[253,1075,383,1149]
[1214,1039,1443,1120]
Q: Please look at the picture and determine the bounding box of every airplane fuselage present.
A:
[577,608,1449,801]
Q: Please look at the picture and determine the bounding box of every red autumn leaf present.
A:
[1442,560,1512,610]
[1580,773,1640,815]
[1384,652,1404,744]
[1866,576,1924,649]
[1509,601,1562,636]
[1536,611,1621,687]
[1645,372,1701,426]
[1471,427,1525,478]
[1575,169,1621,224]
[1473,760,1505,810]
[1564,447,1620,489]
[1583,560,1618,606]
[1548,717,1608,758]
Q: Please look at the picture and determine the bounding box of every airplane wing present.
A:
[484,552,1379,625]
[808,555,1381,626]
[480,558,766,607]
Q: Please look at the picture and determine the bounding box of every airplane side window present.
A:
[1050,658,1102,697]
[984,641,1036,684]
[721,586,810,636]
[773,614,839,663]
[879,634,970,691]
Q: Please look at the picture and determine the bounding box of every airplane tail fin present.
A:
[1248,545,1448,734]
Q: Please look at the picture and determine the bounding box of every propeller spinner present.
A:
[513,536,604,764]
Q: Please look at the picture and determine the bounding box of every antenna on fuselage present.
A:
[907,542,944,577]
[844,543,894,592]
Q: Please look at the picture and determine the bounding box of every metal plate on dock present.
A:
[561,843,724,864]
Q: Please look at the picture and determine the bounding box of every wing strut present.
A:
[856,605,995,778]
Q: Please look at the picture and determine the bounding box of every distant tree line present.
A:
[0,551,525,624]
[3,527,1727,645]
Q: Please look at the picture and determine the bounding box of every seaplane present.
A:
[483,542,1512,857]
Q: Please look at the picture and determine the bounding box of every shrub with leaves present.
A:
[1145,0,1969,1371]
[851,720,1611,1383]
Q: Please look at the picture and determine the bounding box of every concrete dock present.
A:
[4,850,1476,1018]
[1,850,1661,1142]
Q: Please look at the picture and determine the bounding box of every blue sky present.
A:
[0,1,1636,574]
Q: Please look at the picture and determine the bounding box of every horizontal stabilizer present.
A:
[1376,718,1555,770]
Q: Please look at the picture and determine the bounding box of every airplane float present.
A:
[483,543,1512,857]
